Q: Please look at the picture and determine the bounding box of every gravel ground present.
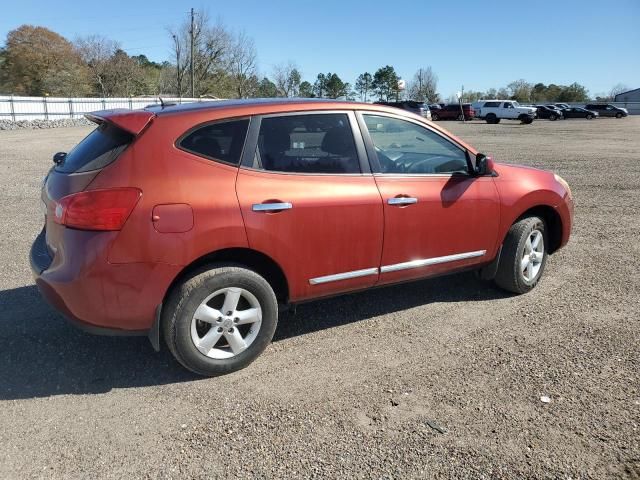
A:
[0,117,639,479]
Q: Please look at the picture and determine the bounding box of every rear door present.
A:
[358,112,500,285]
[235,111,384,302]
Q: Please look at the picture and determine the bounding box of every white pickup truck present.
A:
[472,100,537,124]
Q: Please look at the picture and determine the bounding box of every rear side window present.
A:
[255,114,360,174]
[179,119,249,165]
[57,122,133,173]
[483,101,501,108]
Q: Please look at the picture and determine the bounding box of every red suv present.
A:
[30,99,573,376]
[431,103,475,121]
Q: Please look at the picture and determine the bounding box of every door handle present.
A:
[252,202,293,212]
[388,197,418,206]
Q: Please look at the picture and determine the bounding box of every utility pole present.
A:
[190,7,195,98]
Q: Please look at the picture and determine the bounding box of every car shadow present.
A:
[0,273,509,400]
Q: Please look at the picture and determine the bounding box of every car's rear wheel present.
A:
[162,265,278,376]
[494,216,547,294]
[586,114,594,120]
[485,114,496,124]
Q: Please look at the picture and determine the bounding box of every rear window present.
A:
[483,101,501,108]
[57,122,133,173]
[178,119,249,165]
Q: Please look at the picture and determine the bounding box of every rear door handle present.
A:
[252,202,293,212]
[387,197,418,206]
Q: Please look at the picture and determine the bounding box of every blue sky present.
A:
[2,0,639,98]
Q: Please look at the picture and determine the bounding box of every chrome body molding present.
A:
[380,250,487,274]
[309,267,379,285]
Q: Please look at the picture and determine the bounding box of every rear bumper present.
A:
[30,227,178,335]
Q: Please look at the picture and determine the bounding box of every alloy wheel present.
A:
[521,229,544,282]
[190,287,262,359]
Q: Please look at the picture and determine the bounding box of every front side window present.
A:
[256,114,360,174]
[363,115,469,175]
[179,119,249,165]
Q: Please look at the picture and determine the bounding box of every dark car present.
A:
[374,100,431,120]
[585,104,628,118]
[535,105,563,121]
[562,107,599,119]
[31,99,573,376]
[431,103,475,121]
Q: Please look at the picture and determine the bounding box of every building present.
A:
[614,87,640,102]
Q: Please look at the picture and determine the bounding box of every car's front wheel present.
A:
[616,112,623,118]
[494,216,547,294]
[549,114,557,121]
[162,265,278,376]
[586,114,594,120]
[432,112,439,121]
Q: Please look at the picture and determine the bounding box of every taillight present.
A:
[53,188,141,231]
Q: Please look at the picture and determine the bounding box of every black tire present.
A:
[457,114,464,121]
[586,114,594,120]
[485,114,496,124]
[432,113,439,121]
[549,114,557,121]
[616,112,623,118]
[162,265,278,376]
[494,118,501,124]
[494,216,548,294]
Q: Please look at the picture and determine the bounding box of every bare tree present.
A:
[228,31,257,98]
[169,10,231,97]
[407,67,439,103]
[75,35,119,96]
[273,61,301,97]
[609,83,630,99]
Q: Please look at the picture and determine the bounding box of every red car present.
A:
[431,103,475,121]
[30,99,573,376]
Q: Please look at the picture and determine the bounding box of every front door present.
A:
[236,111,384,302]
[358,112,500,285]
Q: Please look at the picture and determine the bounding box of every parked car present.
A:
[535,105,563,121]
[431,103,475,121]
[554,103,571,110]
[472,100,537,124]
[374,100,431,120]
[584,103,628,118]
[31,99,573,376]
[562,107,599,119]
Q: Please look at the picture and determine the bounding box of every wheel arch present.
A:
[513,205,563,254]
[163,247,290,305]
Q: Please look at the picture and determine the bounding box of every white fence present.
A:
[0,96,220,121]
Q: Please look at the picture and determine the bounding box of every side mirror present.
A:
[53,152,67,165]
[474,153,494,176]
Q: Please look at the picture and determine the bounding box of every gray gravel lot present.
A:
[0,117,639,479]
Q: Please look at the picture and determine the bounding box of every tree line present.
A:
[0,12,624,102]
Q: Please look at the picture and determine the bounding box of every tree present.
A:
[558,82,589,102]
[257,77,278,97]
[2,25,90,96]
[75,35,120,96]
[313,73,327,98]
[228,31,257,98]
[407,67,438,103]
[324,73,348,99]
[372,65,400,101]
[169,10,231,97]
[273,62,301,97]
[355,72,372,102]
[609,83,629,99]
[298,80,314,98]
[507,79,532,103]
